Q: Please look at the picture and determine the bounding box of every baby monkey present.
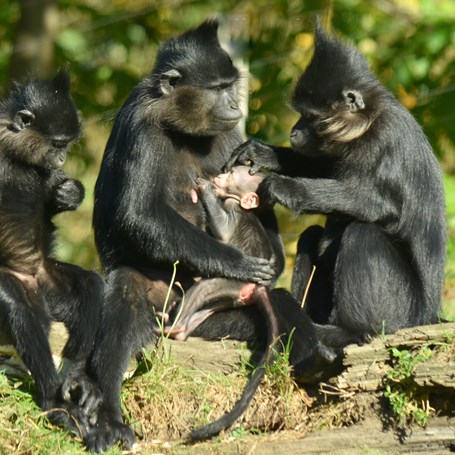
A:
[162,165,280,441]
[166,165,271,340]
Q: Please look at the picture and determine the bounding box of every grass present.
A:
[0,373,93,454]
[383,346,434,426]
[0,336,310,454]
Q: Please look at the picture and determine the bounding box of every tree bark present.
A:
[8,0,59,85]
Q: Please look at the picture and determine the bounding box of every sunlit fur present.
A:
[315,103,375,142]
[90,20,285,453]
[0,72,103,437]
[292,23,384,144]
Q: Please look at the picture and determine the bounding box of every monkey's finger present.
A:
[250,261,275,284]
[224,140,257,171]
[256,277,274,287]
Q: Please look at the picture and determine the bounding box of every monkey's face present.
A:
[289,25,383,155]
[291,71,374,154]
[155,82,242,136]
[289,115,322,155]
[151,19,243,136]
[153,72,243,136]
[213,165,264,199]
[3,69,81,170]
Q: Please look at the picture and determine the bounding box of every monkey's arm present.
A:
[226,140,331,178]
[260,174,400,227]
[198,180,237,242]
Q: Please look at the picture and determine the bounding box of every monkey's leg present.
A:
[45,261,104,421]
[85,267,167,453]
[164,278,256,340]
[291,225,323,302]
[0,272,57,403]
[0,271,92,433]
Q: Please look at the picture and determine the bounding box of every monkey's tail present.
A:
[189,286,280,442]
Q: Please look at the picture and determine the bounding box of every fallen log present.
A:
[333,322,455,393]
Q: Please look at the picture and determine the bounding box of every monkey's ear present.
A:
[160,69,182,96]
[240,192,260,210]
[342,89,365,112]
[53,66,71,93]
[12,110,35,131]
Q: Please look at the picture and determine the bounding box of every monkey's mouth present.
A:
[212,183,236,200]
[211,179,240,202]
[210,118,241,132]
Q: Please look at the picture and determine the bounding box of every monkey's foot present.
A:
[84,413,135,453]
[44,400,92,438]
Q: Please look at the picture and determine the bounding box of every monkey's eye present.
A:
[302,112,317,121]
[212,83,230,92]
[51,139,69,149]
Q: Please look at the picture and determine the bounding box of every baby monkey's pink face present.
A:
[213,165,264,198]
[213,165,265,210]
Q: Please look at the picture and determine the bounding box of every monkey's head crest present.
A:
[6,68,81,140]
[153,19,238,89]
[293,23,380,114]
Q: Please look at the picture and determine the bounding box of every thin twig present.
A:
[301,265,316,309]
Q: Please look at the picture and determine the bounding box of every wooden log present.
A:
[156,337,248,375]
[201,416,455,454]
[414,359,455,389]
[333,322,455,393]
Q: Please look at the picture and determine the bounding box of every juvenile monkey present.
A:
[0,69,103,437]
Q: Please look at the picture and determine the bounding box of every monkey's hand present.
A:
[225,140,280,174]
[256,174,281,207]
[84,409,135,453]
[59,359,102,423]
[196,177,220,206]
[60,372,102,424]
[54,179,85,212]
[195,177,210,193]
[241,255,275,287]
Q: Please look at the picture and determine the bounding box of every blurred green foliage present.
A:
[0,0,454,315]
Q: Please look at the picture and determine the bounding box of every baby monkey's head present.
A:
[213,165,266,210]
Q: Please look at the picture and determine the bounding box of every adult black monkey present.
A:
[0,70,103,435]
[88,20,282,452]
[228,24,446,338]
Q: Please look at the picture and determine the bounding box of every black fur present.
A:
[228,24,446,338]
[0,69,103,436]
[88,20,284,453]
